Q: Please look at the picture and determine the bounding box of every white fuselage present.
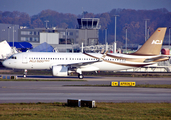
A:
[3,52,157,72]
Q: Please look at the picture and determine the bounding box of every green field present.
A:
[0,102,171,120]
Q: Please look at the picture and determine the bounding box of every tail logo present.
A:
[151,40,162,45]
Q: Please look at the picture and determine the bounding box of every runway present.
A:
[0,75,171,103]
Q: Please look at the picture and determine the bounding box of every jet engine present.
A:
[52,66,69,76]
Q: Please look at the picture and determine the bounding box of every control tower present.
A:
[77,18,100,46]
[77,18,101,29]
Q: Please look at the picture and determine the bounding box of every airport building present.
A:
[17,18,100,51]
[0,23,19,42]
[0,18,100,52]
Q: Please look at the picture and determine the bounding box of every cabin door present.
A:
[22,55,28,64]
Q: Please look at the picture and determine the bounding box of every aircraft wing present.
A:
[59,60,100,67]
[52,51,108,67]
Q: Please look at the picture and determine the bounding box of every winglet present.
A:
[99,50,108,61]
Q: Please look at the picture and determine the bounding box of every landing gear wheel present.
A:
[23,69,27,78]
[78,74,84,79]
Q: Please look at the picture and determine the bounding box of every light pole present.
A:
[44,20,49,29]
[114,15,119,53]
[8,27,11,42]
[105,28,107,44]
[147,27,150,39]
[144,19,150,42]
[44,20,49,52]
[105,28,107,51]
[13,25,14,49]
[169,27,171,49]
[46,30,48,52]
[125,27,127,53]
[66,28,68,52]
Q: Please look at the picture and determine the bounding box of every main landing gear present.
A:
[78,74,84,79]
[76,68,84,79]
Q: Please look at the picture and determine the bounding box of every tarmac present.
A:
[0,75,171,103]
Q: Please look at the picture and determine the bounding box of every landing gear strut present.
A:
[23,69,27,77]
[78,74,84,79]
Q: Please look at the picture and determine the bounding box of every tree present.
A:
[0,8,170,46]
[32,18,44,28]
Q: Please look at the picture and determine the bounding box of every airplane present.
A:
[2,27,169,79]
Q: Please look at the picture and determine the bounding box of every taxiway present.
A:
[0,75,171,103]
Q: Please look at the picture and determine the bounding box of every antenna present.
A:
[82,7,85,18]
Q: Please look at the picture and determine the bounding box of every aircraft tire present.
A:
[23,74,27,78]
[78,74,84,79]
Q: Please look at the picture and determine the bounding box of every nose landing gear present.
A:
[23,69,27,77]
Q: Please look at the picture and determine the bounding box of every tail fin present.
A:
[132,27,167,56]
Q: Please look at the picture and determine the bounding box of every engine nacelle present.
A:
[52,66,69,76]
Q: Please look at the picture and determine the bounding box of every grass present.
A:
[0,102,171,120]
[135,84,171,88]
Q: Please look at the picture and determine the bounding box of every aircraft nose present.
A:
[2,60,10,68]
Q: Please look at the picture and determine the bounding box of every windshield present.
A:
[8,55,17,59]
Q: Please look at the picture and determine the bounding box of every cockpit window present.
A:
[8,55,17,59]
[13,56,17,59]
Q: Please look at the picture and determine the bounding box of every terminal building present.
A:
[17,18,101,51]
[0,18,100,52]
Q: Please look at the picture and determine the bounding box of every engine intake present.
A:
[52,66,69,76]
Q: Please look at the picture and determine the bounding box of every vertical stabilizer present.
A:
[132,27,167,55]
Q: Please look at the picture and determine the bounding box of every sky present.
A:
[0,0,171,16]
